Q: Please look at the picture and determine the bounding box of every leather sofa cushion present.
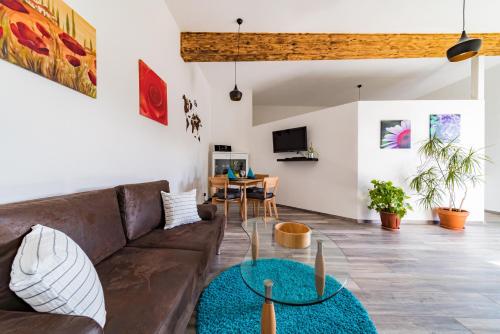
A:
[116,180,170,241]
[128,220,219,253]
[0,189,126,311]
[0,310,103,334]
[128,216,225,275]
[96,247,203,334]
[197,204,217,220]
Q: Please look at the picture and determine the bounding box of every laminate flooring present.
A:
[186,207,500,333]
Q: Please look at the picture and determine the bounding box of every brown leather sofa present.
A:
[0,180,226,334]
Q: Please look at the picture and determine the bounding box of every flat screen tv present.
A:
[272,126,308,153]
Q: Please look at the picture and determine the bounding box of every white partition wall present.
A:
[249,103,359,219]
[420,62,500,213]
[357,100,485,222]
[249,100,485,221]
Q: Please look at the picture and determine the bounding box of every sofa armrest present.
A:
[0,310,103,334]
[197,204,217,220]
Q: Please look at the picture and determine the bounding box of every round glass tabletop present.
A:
[240,218,349,306]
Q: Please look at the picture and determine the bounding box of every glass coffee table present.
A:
[240,218,349,332]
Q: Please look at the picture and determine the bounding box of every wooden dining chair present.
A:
[209,176,242,217]
[246,173,269,194]
[254,174,269,186]
[247,177,279,220]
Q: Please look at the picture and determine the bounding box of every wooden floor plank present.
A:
[456,318,500,334]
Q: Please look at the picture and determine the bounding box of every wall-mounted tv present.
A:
[272,126,308,153]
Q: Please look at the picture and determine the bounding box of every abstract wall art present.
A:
[380,120,411,149]
[0,0,97,97]
[430,114,461,142]
[183,94,202,141]
[139,59,168,125]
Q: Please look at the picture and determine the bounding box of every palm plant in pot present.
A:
[409,136,488,230]
[368,180,412,230]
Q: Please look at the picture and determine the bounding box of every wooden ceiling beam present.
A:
[181,32,500,62]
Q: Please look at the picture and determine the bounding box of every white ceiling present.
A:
[165,0,500,107]
[197,58,500,106]
[166,0,500,33]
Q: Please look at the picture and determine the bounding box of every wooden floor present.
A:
[187,207,500,334]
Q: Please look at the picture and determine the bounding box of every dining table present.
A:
[228,178,263,221]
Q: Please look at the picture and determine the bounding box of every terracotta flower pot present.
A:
[380,212,400,231]
[437,208,469,230]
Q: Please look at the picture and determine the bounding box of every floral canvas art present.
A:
[0,0,97,97]
[139,60,167,125]
[380,120,411,149]
[430,114,461,142]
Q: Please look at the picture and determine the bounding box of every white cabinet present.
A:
[211,152,249,176]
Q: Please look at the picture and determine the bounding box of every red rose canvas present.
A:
[139,60,168,125]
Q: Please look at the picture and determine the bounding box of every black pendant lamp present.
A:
[229,18,243,101]
[447,0,482,62]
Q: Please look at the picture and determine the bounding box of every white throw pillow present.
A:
[10,225,106,328]
[161,189,202,229]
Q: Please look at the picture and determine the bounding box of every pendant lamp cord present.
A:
[462,0,466,31]
[234,23,241,87]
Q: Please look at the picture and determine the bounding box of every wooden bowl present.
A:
[275,222,311,249]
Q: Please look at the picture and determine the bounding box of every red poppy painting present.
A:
[139,60,168,126]
[0,0,96,98]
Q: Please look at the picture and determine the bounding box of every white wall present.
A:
[210,88,253,153]
[250,103,359,219]
[0,0,211,204]
[420,63,500,213]
[253,105,324,126]
[420,78,470,100]
[357,100,485,222]
[248,100,485,221]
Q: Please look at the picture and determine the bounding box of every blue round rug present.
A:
[197,259,377,334]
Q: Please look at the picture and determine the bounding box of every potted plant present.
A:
[307,143,319,159]
[368,180,412,230]
[409,136,488,230]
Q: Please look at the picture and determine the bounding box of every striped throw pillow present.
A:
[161,189,202,229]
[10,225,106,328]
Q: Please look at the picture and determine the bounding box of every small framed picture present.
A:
[380,120,411,149]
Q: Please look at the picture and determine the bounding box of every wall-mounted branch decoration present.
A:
[182,94,202,141]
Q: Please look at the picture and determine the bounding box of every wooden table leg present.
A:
[272,199,279,219]
[261,279,276,334]
[252,220,259,265]
[243,184,248,221]
[239,186,244,220]
[315,240,325,297]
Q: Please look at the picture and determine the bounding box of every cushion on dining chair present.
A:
[214,188,239,195]
[214,191,241,200]
[247,191,274,200]
[245,186,261,193]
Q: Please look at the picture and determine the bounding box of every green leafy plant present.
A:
[368,180,412,218]
[409,136,489,212]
